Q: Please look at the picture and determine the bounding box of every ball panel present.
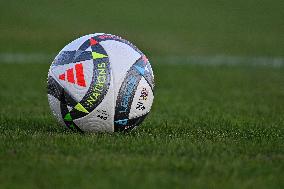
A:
[49,60,94,102]
[73,73,115,132]
[113,55,152,131]
[100,40,141,98]
[47,94,65,126]
[59,33,105,52]
[123,113,149,131]
[94,34,143,55]
[47,75,63,100]
[48,36,112,122]
[143,61,155,90]
[73,39,111,117]
[114,70,141,131]
[129,77,154,119]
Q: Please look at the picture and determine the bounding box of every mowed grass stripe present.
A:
[1,53,284,67]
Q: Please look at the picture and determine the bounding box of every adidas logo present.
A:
[58,63,86,87]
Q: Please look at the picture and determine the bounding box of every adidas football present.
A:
[47,33,154,132]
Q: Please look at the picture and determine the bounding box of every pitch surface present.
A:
[0,62,283,188]
[0,0,283,188]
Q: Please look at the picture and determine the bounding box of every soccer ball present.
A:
[47,33,154,132]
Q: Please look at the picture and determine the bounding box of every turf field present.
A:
[1,62,283,188]
[0,0,284,188]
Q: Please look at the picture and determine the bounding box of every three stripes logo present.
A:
[58,63,86,87]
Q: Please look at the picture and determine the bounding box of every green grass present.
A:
[0,63,283,188]
[1,0,284,188]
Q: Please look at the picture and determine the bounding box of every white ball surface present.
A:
[47,33,154,132]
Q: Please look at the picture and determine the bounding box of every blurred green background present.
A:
[1,0,283,57]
